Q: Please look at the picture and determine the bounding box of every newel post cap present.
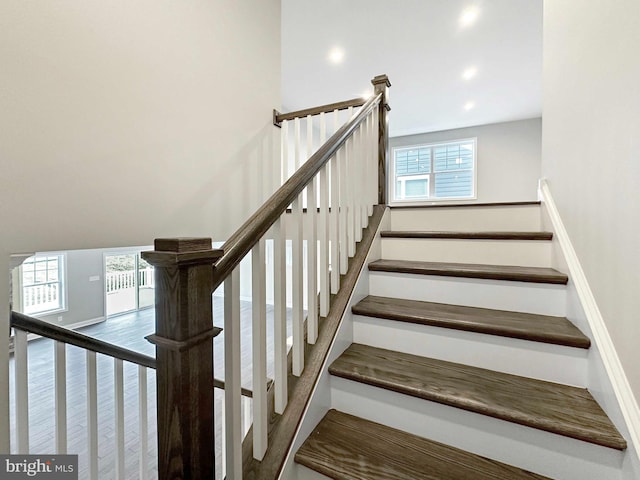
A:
[141,237,223,267]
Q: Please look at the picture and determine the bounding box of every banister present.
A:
[11,311,157,369]
[10,310,257,398]
[212,91,382,291]
[273,97,367,126]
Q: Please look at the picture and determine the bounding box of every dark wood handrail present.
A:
[10,311,256,398]
[213,92,382,291]
[273,97,366,126]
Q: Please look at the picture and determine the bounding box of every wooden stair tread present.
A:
[381,231,553,240]
[329,344,626,450]
[296,409,552,480]
[352,296,590,349]
[369,259,569,284]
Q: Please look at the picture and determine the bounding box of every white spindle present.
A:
[292,117,304,376]
[138,366,148,480]
[306,116,318,344]
[357,122,367,234]
[86,350,98,479]
[114,358,125,479]
[346,107,357,256]
[330,111,341,293]
[242,396,252,437]
[372,105,380,207]
[338,142,349,274]
[224,268,242,479]
[318,113,330,316]
[251,240,267,460]
[273,217,287,414]
[15,329,29,454]
[54,341,67,453]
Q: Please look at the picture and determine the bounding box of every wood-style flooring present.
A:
[9,300,293,479]
[296,409,552,480]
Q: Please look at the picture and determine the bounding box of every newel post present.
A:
[372,74,391,205]
[141,238,223,480]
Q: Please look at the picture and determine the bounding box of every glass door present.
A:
[137,254,155,309]
[105,253,138,317]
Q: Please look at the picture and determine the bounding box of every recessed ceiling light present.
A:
[328,47,345,64]
[460,6,480,27]
[464,101,475,111]
[462,66,477,80]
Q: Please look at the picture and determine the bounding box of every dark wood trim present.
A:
[274,98,366,126]
[11,311,157,369]
[11,311,256,400]
[369,260,569,285]
[142,238,219,480]
[390,201,541,209]
[372,75,391,204]
[380,231,553,240]
[212,92,383,293]
[241,205,386,480]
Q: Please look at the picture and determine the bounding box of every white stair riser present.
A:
[292,464,332,480]
[330,377,625,480]
[390,205,542,231]
[369,271,567,316]
[382,237,552,267]
[353,315,588,386]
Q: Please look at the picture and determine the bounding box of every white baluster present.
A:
[352,124,362,243]
[318,113,330,317]
[338,142,349,274]
[272,217,287,414]
[373,105,380,207]
[292,117,304,376]
[306,116,318,344]
[330,111,341,293]
[138,365,148,480]
[86,350,98,479]
[345,106,357,256]
[15,329,29,454]
[358,122,367,234]
[242,396,252,438]
[114,358,125,479]
[251,240,267,460]
[224,268,242,479]
[54,341,67,453]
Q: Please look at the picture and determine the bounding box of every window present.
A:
[392,138,476,203]
[21,254,66,315]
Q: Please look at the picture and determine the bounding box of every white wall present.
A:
[0,0,281,452]
[541,0,640,404]
[390,118,542,204]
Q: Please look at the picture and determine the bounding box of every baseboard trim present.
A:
[539,178,640,459]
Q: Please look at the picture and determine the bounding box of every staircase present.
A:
[292,202,628,480]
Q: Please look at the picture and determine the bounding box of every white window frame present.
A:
[390,137,477,205]
[19,253,67,316]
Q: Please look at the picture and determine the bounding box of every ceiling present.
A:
[281,0,542,137]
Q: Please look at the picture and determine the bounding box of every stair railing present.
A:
[9,310,255,479]
[142,74,390,479]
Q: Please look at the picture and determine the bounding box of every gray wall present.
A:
[30,249,105,328]
[542,0,640,404]
[390,118,542,204]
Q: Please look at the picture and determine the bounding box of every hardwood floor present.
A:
[9,299,293,479]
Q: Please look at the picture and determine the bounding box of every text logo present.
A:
[0,456,77,479]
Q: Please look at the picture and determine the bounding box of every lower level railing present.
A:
[9,311,254,479]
